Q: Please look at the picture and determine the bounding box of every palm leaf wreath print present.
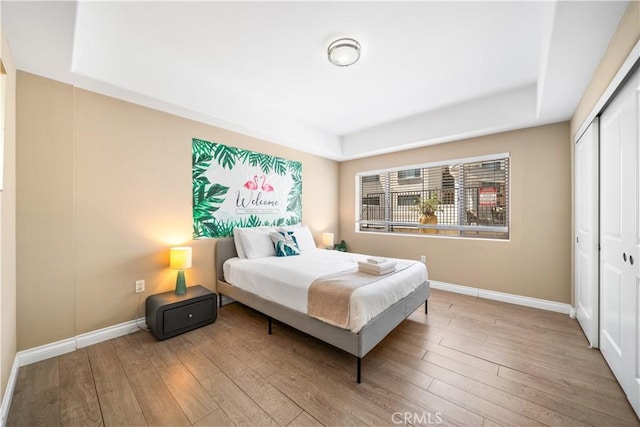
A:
[192,138,302,238]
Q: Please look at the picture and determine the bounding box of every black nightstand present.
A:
[145,285,217,340]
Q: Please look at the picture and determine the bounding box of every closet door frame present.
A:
[574,119,599,348]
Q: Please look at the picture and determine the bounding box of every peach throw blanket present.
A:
[308,262,413,328]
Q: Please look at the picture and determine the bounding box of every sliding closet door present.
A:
[628,70,640,418]
[575,119,599,348]
[600,67,639,418]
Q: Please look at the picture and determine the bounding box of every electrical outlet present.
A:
[135,280,145,293]
[420,255,427,264]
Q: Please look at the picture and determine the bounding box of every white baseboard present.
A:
[0,356,20,426]
[76,318,146,349]
[429,280,572,315]
[17,338,76,367]
[0,317,146,425]
[430,281,478,297]
[18,317,146,365]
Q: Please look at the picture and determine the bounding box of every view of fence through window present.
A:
[357,154,510,239]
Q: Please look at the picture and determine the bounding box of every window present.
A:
[356,153,510,239]
[397,194,419,206]
[398,169,420,180]
[363,195,381,206]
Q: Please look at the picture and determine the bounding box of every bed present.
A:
[215,234,429,383]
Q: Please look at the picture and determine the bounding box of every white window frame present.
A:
[355,153,510,239]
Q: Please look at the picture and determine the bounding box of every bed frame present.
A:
[215,237,429,383]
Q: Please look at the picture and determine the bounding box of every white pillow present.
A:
[232,228,247,259]
[279,224,316,251]
[238,227,276,259]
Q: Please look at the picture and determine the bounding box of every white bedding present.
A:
[223,249,428,332]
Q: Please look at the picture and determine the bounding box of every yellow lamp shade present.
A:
[170,247,192,270]
[322,233,334,247]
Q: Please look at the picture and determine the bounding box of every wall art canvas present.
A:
[192,138,302,238]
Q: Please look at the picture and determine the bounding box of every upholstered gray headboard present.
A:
[215,237,237,281]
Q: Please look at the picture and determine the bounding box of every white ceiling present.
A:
[2,1,629,160]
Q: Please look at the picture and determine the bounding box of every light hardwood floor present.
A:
[7,289,640,426]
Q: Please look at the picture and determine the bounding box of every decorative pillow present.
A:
[279,224,316,251]
[238,227,276,259]
[270,231,301,257]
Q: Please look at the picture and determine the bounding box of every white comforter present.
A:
[223,249,428,332]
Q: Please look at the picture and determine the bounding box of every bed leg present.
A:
[356,357,362,384]
[219,294,223,308]
[425,299,428,314]
[268,317,272,335]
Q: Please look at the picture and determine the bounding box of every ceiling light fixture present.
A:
[328,38,361,67]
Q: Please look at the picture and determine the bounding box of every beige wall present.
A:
[340,123,571,303]
[16,72,339,349]
[0,27,17,405]
[17,73,75,349]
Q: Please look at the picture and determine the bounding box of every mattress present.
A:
[223,249,428,332]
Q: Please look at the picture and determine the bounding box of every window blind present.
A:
[357,154,509,239]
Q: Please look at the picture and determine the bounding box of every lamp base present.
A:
[175,270,187,295]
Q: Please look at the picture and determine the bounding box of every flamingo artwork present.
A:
[243,175,258,190]
[260,175,274,192]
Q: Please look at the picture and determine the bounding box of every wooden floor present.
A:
[7,289,640,426]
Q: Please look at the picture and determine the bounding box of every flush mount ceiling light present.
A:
[327,38,361,67]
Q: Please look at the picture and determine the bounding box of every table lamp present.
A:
[322,232,334,250]
[170,246,192,295]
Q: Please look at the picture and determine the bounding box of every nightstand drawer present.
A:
[146,285,217,340]
[163,299,214,336]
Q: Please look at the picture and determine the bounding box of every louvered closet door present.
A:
[599,67,639,418]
